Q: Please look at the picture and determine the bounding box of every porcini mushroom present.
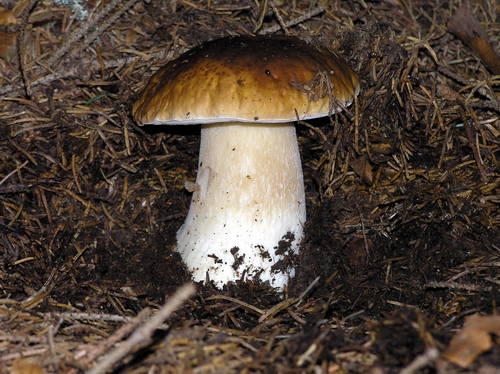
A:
[132,35,359,290]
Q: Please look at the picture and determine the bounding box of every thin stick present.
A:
[18,1,40,98]
[78,307,151,365]
[0,51,164,96]
[39,311,131,323]
[47,0,122,66]
[86,283,196,374]
[399,347,439,374]
[458,104,487,183]
[72,0,140,66]
[258,6,324,35]
[253,0,268,33]
[270,2,289,35]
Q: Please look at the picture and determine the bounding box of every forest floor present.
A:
[1,0,500,373]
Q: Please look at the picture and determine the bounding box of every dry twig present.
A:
[86,283,196,374]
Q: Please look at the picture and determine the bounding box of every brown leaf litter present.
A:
[448,3,500,75]
[441,314,500,368]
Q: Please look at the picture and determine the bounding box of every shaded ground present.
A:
[0,0,500,372]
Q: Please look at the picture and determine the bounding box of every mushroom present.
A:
[132,35,359,290]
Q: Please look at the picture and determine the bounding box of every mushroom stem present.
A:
[176,122,306,290]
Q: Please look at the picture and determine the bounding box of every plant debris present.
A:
[0,0,499,372]
[441,314,500,368]
[448,3,500,75]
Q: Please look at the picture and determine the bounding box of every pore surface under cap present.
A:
[132,35,359,125]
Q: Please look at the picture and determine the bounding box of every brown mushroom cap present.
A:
[132,35,359,125]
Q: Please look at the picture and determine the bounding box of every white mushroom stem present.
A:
[176,123,306,290]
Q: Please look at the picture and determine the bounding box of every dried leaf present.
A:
[0,31,16,61]
[344,237,373,266]
[441,314,500,368]
[448,4,500,75]
[0,6,17,26]
[371,143,393,155]
[436,84,461,101]
[125,28,139,45]
[350,156,373,185]
[12,358,46,374]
